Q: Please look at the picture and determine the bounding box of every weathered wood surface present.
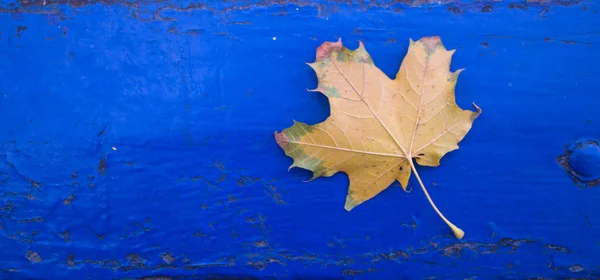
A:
[1,0,599,278]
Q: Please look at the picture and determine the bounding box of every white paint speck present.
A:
[112,147,117,151]
[272,37,277,41]
[296,8,298,10]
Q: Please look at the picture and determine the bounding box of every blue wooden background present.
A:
[1,0,600,279]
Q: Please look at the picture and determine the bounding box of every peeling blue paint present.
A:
[1,0,600,279]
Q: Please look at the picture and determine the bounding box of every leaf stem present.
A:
[408,159,464,239]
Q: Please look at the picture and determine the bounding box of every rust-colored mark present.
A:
[446,5,461,14]
[186,29,200,36]
[25,251,42,263]
[372,250,409,262]
[263,183,285,205]
[217,174,226,182]
[167,26,178,33]
[125,253,147,269]
[17,217,44,223]
[481,42,489,48]
[97,156,107,175]
[557,139,600,188]
[194,231,206,238]
[569,264,585,272]
[237,176,249,186]
[254,240,269,247]
[481,5,493,12]
[228,194,238,202]
[125,161,135,166]
[342,268,375,276]
[200,204,208,209]
[60,230,70,242]
[63,193,75,205]
[97,123,108,136]
[442,243,474,256]
[544,37,553,42]
[546,244,570,253]
[247,261,266,270]
[508,3,527,9]
[338,256,355,265]
[71,171,77,179]
[160,252,175,265]
[16,26,27,38]
[213,161,225,170]
[66,254,75,267]
[102,260,121,270]
[232,230,238,239]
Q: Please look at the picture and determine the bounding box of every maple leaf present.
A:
[274,36,481,239]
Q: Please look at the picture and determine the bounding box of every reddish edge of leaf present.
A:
[419,36,443,52]
[315,38,343,60]
[274,132,289,149]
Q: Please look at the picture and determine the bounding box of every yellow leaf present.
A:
[274,36,481,239]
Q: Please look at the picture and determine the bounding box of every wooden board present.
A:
[1,0,599,278]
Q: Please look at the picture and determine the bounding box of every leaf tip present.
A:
[274,131,289,149]
[287,163,295,172]
[471,102,482,119]
[417,36,447,55]
[315,39,344,60]
[344,195,359,211]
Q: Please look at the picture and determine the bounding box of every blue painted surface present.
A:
[1,0,600,279]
